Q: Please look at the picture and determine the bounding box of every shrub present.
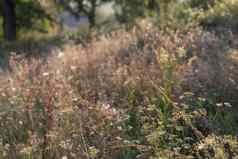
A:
[189,0,238,30]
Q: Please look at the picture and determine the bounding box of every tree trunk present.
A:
[1,0,16,41]
[88,0,96,29]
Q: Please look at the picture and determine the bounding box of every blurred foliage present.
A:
[56,0,112,28]
[196,0,238,30]
[1,0,238,40]
[14,0,54,31]
[182,0,238,30]
[0,0,56,40]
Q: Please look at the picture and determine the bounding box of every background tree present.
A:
[1,0,16,41]
[114,0,160,23]
[15,0,55,32]
[0,0,56,41]
[56,0,112,28]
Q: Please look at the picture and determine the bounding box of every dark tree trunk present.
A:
[88,0,96,29]
[1,0,16,41]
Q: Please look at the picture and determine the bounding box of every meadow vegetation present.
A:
[0,0,238,159]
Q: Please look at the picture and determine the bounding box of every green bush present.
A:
[190,0,238,29]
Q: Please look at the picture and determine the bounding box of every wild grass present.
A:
[0,21,238,159]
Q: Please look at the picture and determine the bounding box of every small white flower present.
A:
[123,140,130,144]
[216,103,223,107]
[20,147,32,155]
[2,151,7,157]
[11,87,16,92]
[72,97,78,102]
[56,70,61,75]
[70,153,76,157]
[1,92,6,97]
[198,142,206,150]
[4,144,10,150]
[117,126,122,131]
[70,66,77,70]
[57,51,64,58]
[224,102,232,108]
[198,97,206,102]
[112,108,117,113]
[116,136,122,140]
[10,100,15,104]
[62,156,68,159]
[102,104,110,110]
[42,72,49,76]
[179,95,184,99]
